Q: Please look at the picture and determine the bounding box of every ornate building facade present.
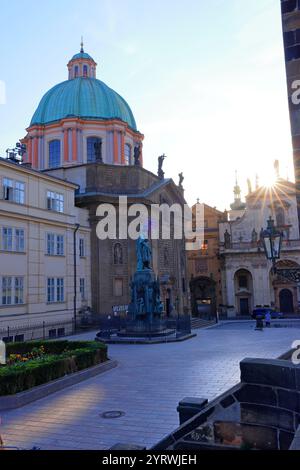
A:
[219,178,300,317]
[188,203,226,318]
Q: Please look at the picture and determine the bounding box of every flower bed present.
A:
[0,340,108,396]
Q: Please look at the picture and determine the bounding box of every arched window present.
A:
[124,144,132,165]
[114,243,123,265]
[87,137,102,162]
[276,207,285,227]
[74,66,79,78]
[83,65,88,77]
[49,140,61,168]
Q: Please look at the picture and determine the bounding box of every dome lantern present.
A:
[67,40,97,80]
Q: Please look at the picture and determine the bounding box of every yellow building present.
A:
[188,203,226,317]
[0,157,91,340]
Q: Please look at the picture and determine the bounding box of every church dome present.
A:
[30,77,137,130]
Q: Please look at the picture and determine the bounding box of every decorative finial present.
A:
[274,159,280,180]
[80,36,84,53]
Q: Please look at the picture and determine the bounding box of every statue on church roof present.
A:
[251,228,258,244]
[134,145,141,166]
[178,172,184,188]
[224,229,231,249]
[158,154,166,179]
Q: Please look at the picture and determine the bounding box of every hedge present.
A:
[0,340,108,396]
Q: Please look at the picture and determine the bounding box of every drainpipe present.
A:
[73,223,80,330]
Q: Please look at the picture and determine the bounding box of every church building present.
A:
[20,44,189,318]
[219,175,300,317]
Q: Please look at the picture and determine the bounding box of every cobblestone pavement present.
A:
[1,322,300,450]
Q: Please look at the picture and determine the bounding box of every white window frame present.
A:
[46,233,64,256]
[3,178,25,204]
[47,277,64,303]
[47,191,64,213]
[1,276,24,306]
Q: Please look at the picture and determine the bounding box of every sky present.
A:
[0,0,293,210]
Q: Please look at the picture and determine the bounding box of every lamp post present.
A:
[262,216,282,274]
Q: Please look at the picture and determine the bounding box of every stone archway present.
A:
[273,260,300,314]
[190,276,216,319]
[279,289,294,313]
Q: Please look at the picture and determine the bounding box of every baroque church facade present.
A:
[19,44,189,318]
[219,177,300,317]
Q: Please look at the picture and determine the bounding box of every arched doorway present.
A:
[234,269,253,316]
[190,276,216,320]
[279,289,294,313]
[273,260,299,314]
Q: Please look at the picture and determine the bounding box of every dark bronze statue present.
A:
[134,145,141,166]
[179,172,184,188]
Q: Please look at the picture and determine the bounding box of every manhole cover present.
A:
[100,411,125,419]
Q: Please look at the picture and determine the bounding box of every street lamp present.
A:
[262,216,282,273]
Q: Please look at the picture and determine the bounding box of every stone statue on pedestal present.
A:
[128,236,164,324]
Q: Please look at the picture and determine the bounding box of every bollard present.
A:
[0,340,6,365]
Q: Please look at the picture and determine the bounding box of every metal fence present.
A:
[0,314,192,343]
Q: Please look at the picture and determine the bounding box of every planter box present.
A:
[0,359,117,411]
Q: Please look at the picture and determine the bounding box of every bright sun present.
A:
[261,174,278,188]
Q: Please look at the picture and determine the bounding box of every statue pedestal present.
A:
[124,269,164,335]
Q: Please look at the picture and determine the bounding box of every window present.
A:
[2,277,12,305]
[124,144,132,165]
[276,207,285,227]
[46,233,64,256]
[83,65,88,77]
[79,238,85,257]
[15,229,25,252]
[238,275,248,289]
[1,276,24,306]
[14,277,24,305]
[48,329,57,339]
[2,228,13,251]
[47,278,55,303]
[113,243,123,264]
[47,278,64,303]
[201,240,208,252]
[114,278,123,297]
[57,278,64,302]
[80,278,85,300]
[15,182,25,204]
[47,191,64,213]
[74,66,79,78]
[1,228,25,252]
[47,233,55,255]
[87,137,102,162]
[3,178,25,204]
[49,140,61,168]
[57,328,65,337]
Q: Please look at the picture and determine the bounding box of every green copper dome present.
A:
[30,77,137,130]
[71,52,94,61]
